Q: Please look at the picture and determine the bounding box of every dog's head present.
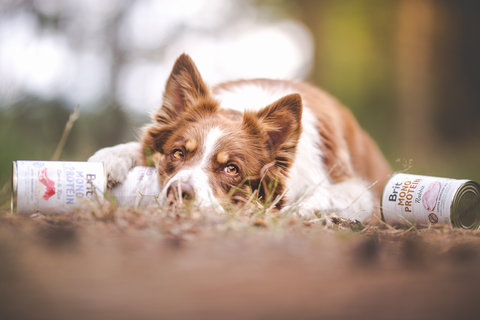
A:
[142,54,302,211]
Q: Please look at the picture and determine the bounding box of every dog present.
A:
[89,54,391,223]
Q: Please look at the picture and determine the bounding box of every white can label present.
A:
[112,166,160,207]
[14,161,106,215]
[382,173,467,226]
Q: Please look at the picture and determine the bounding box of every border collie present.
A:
[89,54,391,222]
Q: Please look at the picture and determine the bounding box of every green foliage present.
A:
[0,97,147,188]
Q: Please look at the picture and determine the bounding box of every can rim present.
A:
[11,161,17,214]
[450,180,480,230]
[101,161,107,193]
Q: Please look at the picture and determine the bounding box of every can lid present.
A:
[451,181,480,229]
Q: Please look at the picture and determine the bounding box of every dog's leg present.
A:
[88,142,144,188]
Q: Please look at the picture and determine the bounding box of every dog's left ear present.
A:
[154,54,210,125]
[144,54,210,155]
[252,93,303,151]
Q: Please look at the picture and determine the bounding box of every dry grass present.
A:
[2,202,480,320]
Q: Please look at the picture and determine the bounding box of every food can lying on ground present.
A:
[381,173,480,229]
[12,161,160,215]
[12,161,107,215]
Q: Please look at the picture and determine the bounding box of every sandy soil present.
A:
[1,207,480,320]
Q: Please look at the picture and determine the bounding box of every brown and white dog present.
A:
[89,54,391,222]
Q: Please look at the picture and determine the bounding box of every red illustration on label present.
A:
[39,167,56,200]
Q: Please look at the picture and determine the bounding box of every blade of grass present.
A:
[51,106,80,161]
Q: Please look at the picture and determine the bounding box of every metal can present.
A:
[111,166,160,208]
[12,161,107,215]
[381,173,480,229]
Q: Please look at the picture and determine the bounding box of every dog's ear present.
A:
[142,123,174,155]
[242,94,302,204]
[248,93,303,152]
[154,54,209,125]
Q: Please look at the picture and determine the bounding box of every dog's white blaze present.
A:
[160,168,223,212]
[158,127,224,212]
[200,127,223,167]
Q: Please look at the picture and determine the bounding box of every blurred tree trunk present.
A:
[395,0,436,158]
[294,0,326,84]
[107,0,134,103]
[433,0,480,145]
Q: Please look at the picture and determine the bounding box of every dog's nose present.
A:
[166,181,195,202]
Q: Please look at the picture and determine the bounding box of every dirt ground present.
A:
[1,206,480,320]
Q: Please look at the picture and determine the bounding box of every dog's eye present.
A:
[224,164,239,176]
[171,149,184,160]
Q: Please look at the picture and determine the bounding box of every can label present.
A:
[13,161,106,215]
[381,173,467,227]
[112,166,160,208]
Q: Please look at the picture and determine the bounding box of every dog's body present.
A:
[89,54,391,222]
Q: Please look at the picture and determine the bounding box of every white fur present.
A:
[159,168,224,212]
[88,142,143,187]
[199,127,223,167]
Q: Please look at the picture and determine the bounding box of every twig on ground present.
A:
[51,106,80,161]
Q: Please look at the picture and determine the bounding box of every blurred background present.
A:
[1,0,479,193]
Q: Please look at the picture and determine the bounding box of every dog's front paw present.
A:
[88,142,142,188]
[89,148,131,188]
